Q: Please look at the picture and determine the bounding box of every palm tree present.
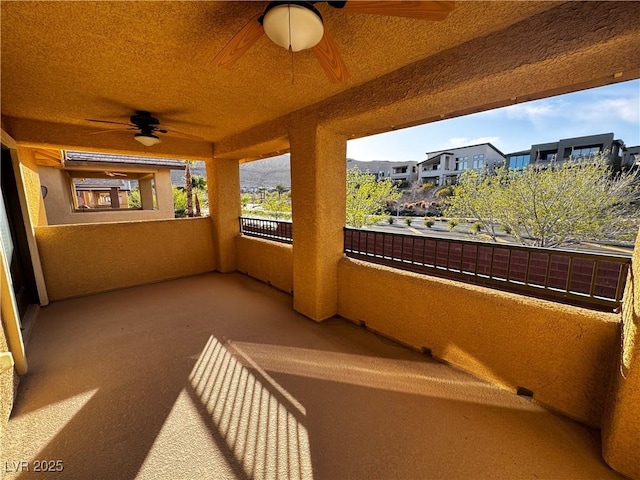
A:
[184,161,193,217]
[275,184,287,199]
[191,175,207,217]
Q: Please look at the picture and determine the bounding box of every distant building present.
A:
[39,151,186,225]
[506,133,627,170]
[346,158,421,186]
[418,143,506,186]
[389,161,419,186]
[622,145,640,169]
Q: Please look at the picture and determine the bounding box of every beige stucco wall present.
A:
[35,217,215,300]
[0,317,13,455]
[236,235,293,294]
[337,257,620,427]
[40,167,177,225]
[602,228,640,478]
[16,147,47,227]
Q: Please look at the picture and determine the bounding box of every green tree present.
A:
[275,184,287,198]
[240,192,252,209]
[443,168,508,241]
[444,154,639,247]
[128,187,141,209]
[262,191,291,220]
[346,168,401,228]
[173,186,188,217]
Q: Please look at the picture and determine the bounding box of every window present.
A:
[393,166,408,174]
[538,150,557,161]
[472,154,485,169]
[510,154,530,169]
[456,156,469,170]
[568,145,601,159]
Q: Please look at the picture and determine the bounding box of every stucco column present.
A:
[206,157,240,272]
[602,227,640,479]
[138,178,154,210]
[109,187,120,208]
[290,123,346,321]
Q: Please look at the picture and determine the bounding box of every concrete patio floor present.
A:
[1,273,622,479]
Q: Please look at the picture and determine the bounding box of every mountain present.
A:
[170,161,206,187]
[169,158,290,191]
[239,155,291,190]
[346,158,399,176]
[169,156,407,190]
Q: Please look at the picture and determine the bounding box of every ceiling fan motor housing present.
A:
[130,111,160,129]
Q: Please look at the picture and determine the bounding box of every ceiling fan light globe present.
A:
[134,133,161,147]
[263,3,324,52]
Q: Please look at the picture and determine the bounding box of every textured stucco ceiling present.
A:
[1,2,558,143]
[2,1,639,160]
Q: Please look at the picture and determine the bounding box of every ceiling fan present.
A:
[86,110,202,147]
[212,1,455,83]
[104,171,127,177]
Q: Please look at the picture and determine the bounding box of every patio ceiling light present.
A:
[134,133,161,147]
[262,2,324,52]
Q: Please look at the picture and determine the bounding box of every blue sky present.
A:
[346,79,640,162]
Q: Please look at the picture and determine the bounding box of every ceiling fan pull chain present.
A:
[288,4,295,85]
[291,49,295,85]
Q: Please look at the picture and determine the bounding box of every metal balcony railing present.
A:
[239,217,292,244]
[344,228,630,312]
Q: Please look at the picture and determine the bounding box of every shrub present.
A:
[447,218,459,231]
[423,218,434,228]
[435,186,454,198]
[173,186,187,217]
[404,217,413,226]
[388,216,395,224]
[470,222,483,234]
[499,224,513,235]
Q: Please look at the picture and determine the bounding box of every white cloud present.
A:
[578,98,639,124]
[479,99,562,122]
[502,101,561,120]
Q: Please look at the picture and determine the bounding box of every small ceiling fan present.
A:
[104,171,127,177]
[86,110,202,147]
[213,1,455,83]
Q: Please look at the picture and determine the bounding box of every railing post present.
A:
[566,256,574,294]
[588,260,598,298]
